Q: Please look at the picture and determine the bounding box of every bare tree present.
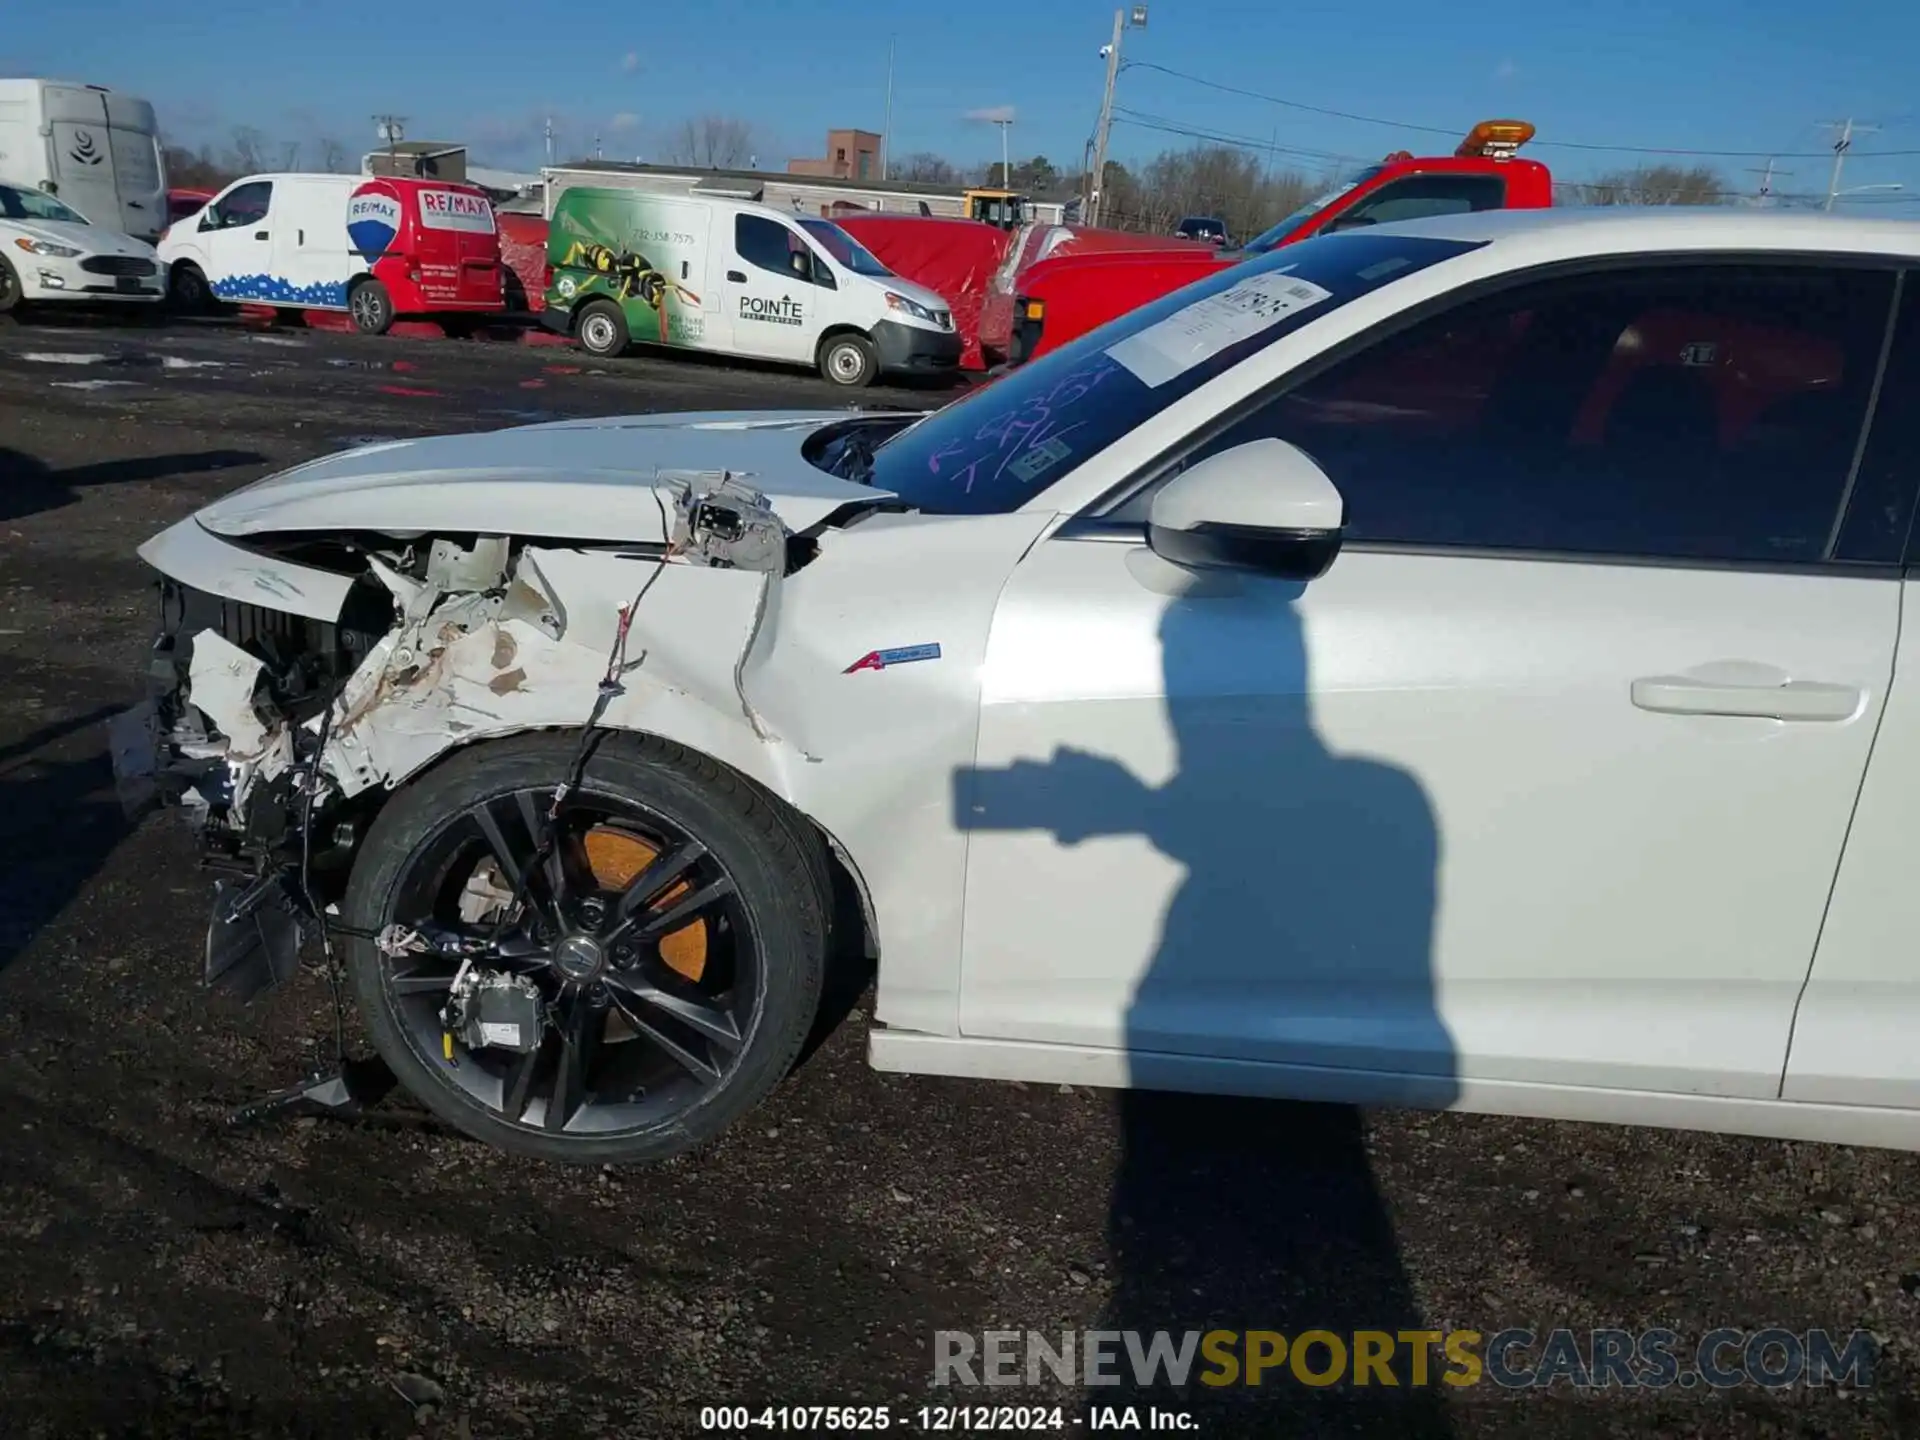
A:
[896,151,958,185]
[279,140,301,171]
[666,114,754,169]
[163,144,236,190]
[227,126,268,174]
[1090,143,1321,242]
[317,137,348,174]
[1567,164,1727,206]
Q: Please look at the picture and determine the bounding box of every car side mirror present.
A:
[1147,438,1344,581]
[198,212,217,232]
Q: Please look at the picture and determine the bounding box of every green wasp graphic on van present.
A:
[539,183,964,387]
[546,188,706,351]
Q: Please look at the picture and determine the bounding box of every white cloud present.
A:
[1494,58,1518,80]
[964,105,1017,124]
[609,112,640,132]
[621,51,640,72]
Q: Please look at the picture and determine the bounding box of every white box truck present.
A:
[0,79,168,242]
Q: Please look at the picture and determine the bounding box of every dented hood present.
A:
[192,410,906,541]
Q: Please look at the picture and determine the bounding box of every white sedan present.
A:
[0,181,164,312]
[123,206,1920,1165]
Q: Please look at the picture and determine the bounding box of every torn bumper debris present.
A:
[124,473,794,1001]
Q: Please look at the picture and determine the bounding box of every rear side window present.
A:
[1126,262,1898,566]
[1334,175,1506,230]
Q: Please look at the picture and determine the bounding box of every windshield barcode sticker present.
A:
[1106,273,1334,388]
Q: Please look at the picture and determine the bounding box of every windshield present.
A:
[1240,168,1381,254]
[798,219,892,276]
[0,184,88,226]
[846,231,1480,516]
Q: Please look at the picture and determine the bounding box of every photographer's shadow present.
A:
[968,566,1456,1433]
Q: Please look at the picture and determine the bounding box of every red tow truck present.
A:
[1008,118,1550,366]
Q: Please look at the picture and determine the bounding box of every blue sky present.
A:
[7,0,1919,207]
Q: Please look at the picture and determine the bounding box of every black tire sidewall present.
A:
[168,262,209,314]
[575,299,627,357]
[350,278,393,335]
[0,255,21,314]
[341,733,825,1165]
[820,333,877,387]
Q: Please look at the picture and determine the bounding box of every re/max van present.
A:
[158,173,505,333]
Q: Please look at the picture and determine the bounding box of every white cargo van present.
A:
[0,79,168,243]
[157,173,505,331]
[540,187,962,387]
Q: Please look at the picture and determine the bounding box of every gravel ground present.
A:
[0,312,1916,1440]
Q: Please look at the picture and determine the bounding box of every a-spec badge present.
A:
[845,644,942,673]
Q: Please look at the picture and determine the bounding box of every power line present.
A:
[1121,59,1920,160]
[1112,109,1920,206]
[1111,107,1368,166]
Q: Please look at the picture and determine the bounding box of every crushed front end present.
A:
[116,567,397,998]
[115,472,795,1005]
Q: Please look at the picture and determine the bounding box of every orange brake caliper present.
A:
[583,826,709,982]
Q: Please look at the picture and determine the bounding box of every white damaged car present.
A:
[124,209,1920,1163]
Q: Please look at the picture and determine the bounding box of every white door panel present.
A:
[959,536,1895,1098]
[1785,576,1920,1105]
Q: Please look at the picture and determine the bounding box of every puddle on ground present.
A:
[50,379,142,391]
[19,352,110,365]
[159,356,226,370]
[248,335,305,348]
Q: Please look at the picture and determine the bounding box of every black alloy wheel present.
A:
[344,733,827,1163]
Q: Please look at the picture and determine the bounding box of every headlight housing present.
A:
[13,238,83,258]
[884,290,939,324]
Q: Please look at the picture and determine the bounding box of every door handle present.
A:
[681,260,690,280]
[253,229,269,240]
[727,269,746,283]
[1630,675,1862,722]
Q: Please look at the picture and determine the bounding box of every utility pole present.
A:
[1745,157,1790,205]
[545,115,554,168]
[1087,10,1126,227]
[993,117,1013,189]
[373,114,406,162]
[880,37,895,182]
[1823,119,1879,210]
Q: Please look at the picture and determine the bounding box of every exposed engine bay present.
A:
[121,472,795,1011]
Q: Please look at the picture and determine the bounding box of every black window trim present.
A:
[1059,248,1918,578]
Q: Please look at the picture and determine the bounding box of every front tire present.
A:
[818,331,878,388]
[168,261,213,315]
[348,277,395,335]
[574,299,628,358]
[0,255,23,315]
[342,732,827,1165]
